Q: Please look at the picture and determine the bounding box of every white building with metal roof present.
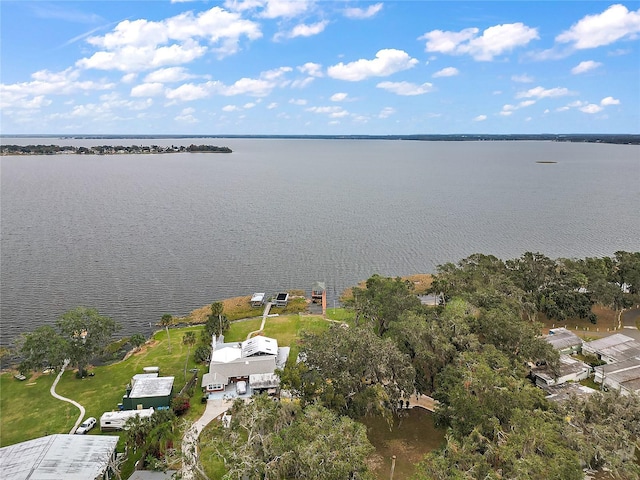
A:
[583,333,640,363]
[594,357,640,396]
[545,327,583,354]
[0,434,118,480]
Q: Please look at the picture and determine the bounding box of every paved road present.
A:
[181,398,231,480]
[49,359,87,434]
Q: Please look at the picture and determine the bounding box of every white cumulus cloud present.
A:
[144,67,198,83]
[330,92,348,102]
[600,96,620,106]
[327,49,418,81]
[344,3,383,19]
[571,60,603,74]
[473,115,487,121]
[287,21,328,39]
[432,67,459,78]
[516,86,572,99]
[512,74,534,83]
[297,62,323,77]
[377,81,434,95]
[580,103,603,114]
[77,7,262,72]
[420,23,539,61]
[556,4,640,49]
[130,82,165,97]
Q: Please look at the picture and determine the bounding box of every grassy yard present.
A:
[1,325,206,447]
[0,315,330,448]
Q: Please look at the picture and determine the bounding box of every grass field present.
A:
[0,314,330,448]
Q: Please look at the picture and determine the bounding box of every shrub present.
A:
[171,395,190,416]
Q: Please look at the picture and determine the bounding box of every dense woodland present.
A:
[214,251,640,479]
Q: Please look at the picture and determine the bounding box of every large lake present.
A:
[1,138,638,346]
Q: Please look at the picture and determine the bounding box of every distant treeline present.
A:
[0,144,232,156]
[4,133,636,145]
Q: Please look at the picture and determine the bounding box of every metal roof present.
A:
[583,333,635,353]
[0,434,118,480]
[129,376,174,398]
[126,471,178,480]
[545,328,583,350]
[250,293,265,302]
[242,336,278,357]
[209,355,276,379]
[211,345,242,363]
[249,373,280,389]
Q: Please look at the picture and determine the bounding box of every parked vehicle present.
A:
[236,381,247,395]
[75,417,96,434]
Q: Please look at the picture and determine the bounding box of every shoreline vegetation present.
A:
[0,144,232,156]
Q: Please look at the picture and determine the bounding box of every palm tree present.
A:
[160,314,172,352]
[182,331,196,380]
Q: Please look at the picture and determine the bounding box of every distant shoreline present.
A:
[0,144,232,156]
[1,134,639,145]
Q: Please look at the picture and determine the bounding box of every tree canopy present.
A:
[19,306,119,377]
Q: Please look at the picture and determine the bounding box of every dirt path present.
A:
[49,359,86,434]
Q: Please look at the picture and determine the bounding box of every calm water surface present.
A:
[1,139,638,345]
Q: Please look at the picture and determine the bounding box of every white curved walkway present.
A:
[181,399,229,480]
[49,359,86,434]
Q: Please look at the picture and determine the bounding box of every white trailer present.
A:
[100,407,155,431]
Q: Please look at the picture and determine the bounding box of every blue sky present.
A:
[1,1,639,135]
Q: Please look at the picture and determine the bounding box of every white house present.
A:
[531,354,591,388]
[201,335,289,396]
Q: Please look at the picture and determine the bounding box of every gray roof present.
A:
[545,328,583,351]
[276,347,290,369]
[596,357,640,382]
[532,355,590,383]
[126,471,178,480]
[249,373,280,389]
[583,333,635,353]
[0,434,118,480]
[129,376,174,398]
[545,383,597,403]
[201,371,229,388]
[209,355,276,379]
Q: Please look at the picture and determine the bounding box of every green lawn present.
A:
[1,315,330,448]
[1,325,206,447]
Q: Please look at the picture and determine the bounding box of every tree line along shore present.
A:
[0,144,232,156]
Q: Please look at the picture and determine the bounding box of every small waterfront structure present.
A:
[122,374,174,410]
[0,434,118,480]
[274,292,289,307]
[100,408,155,431]
[311,282,326,303]
[251,293,266,307]
[545,327,583,354]
[582,334,640,363]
